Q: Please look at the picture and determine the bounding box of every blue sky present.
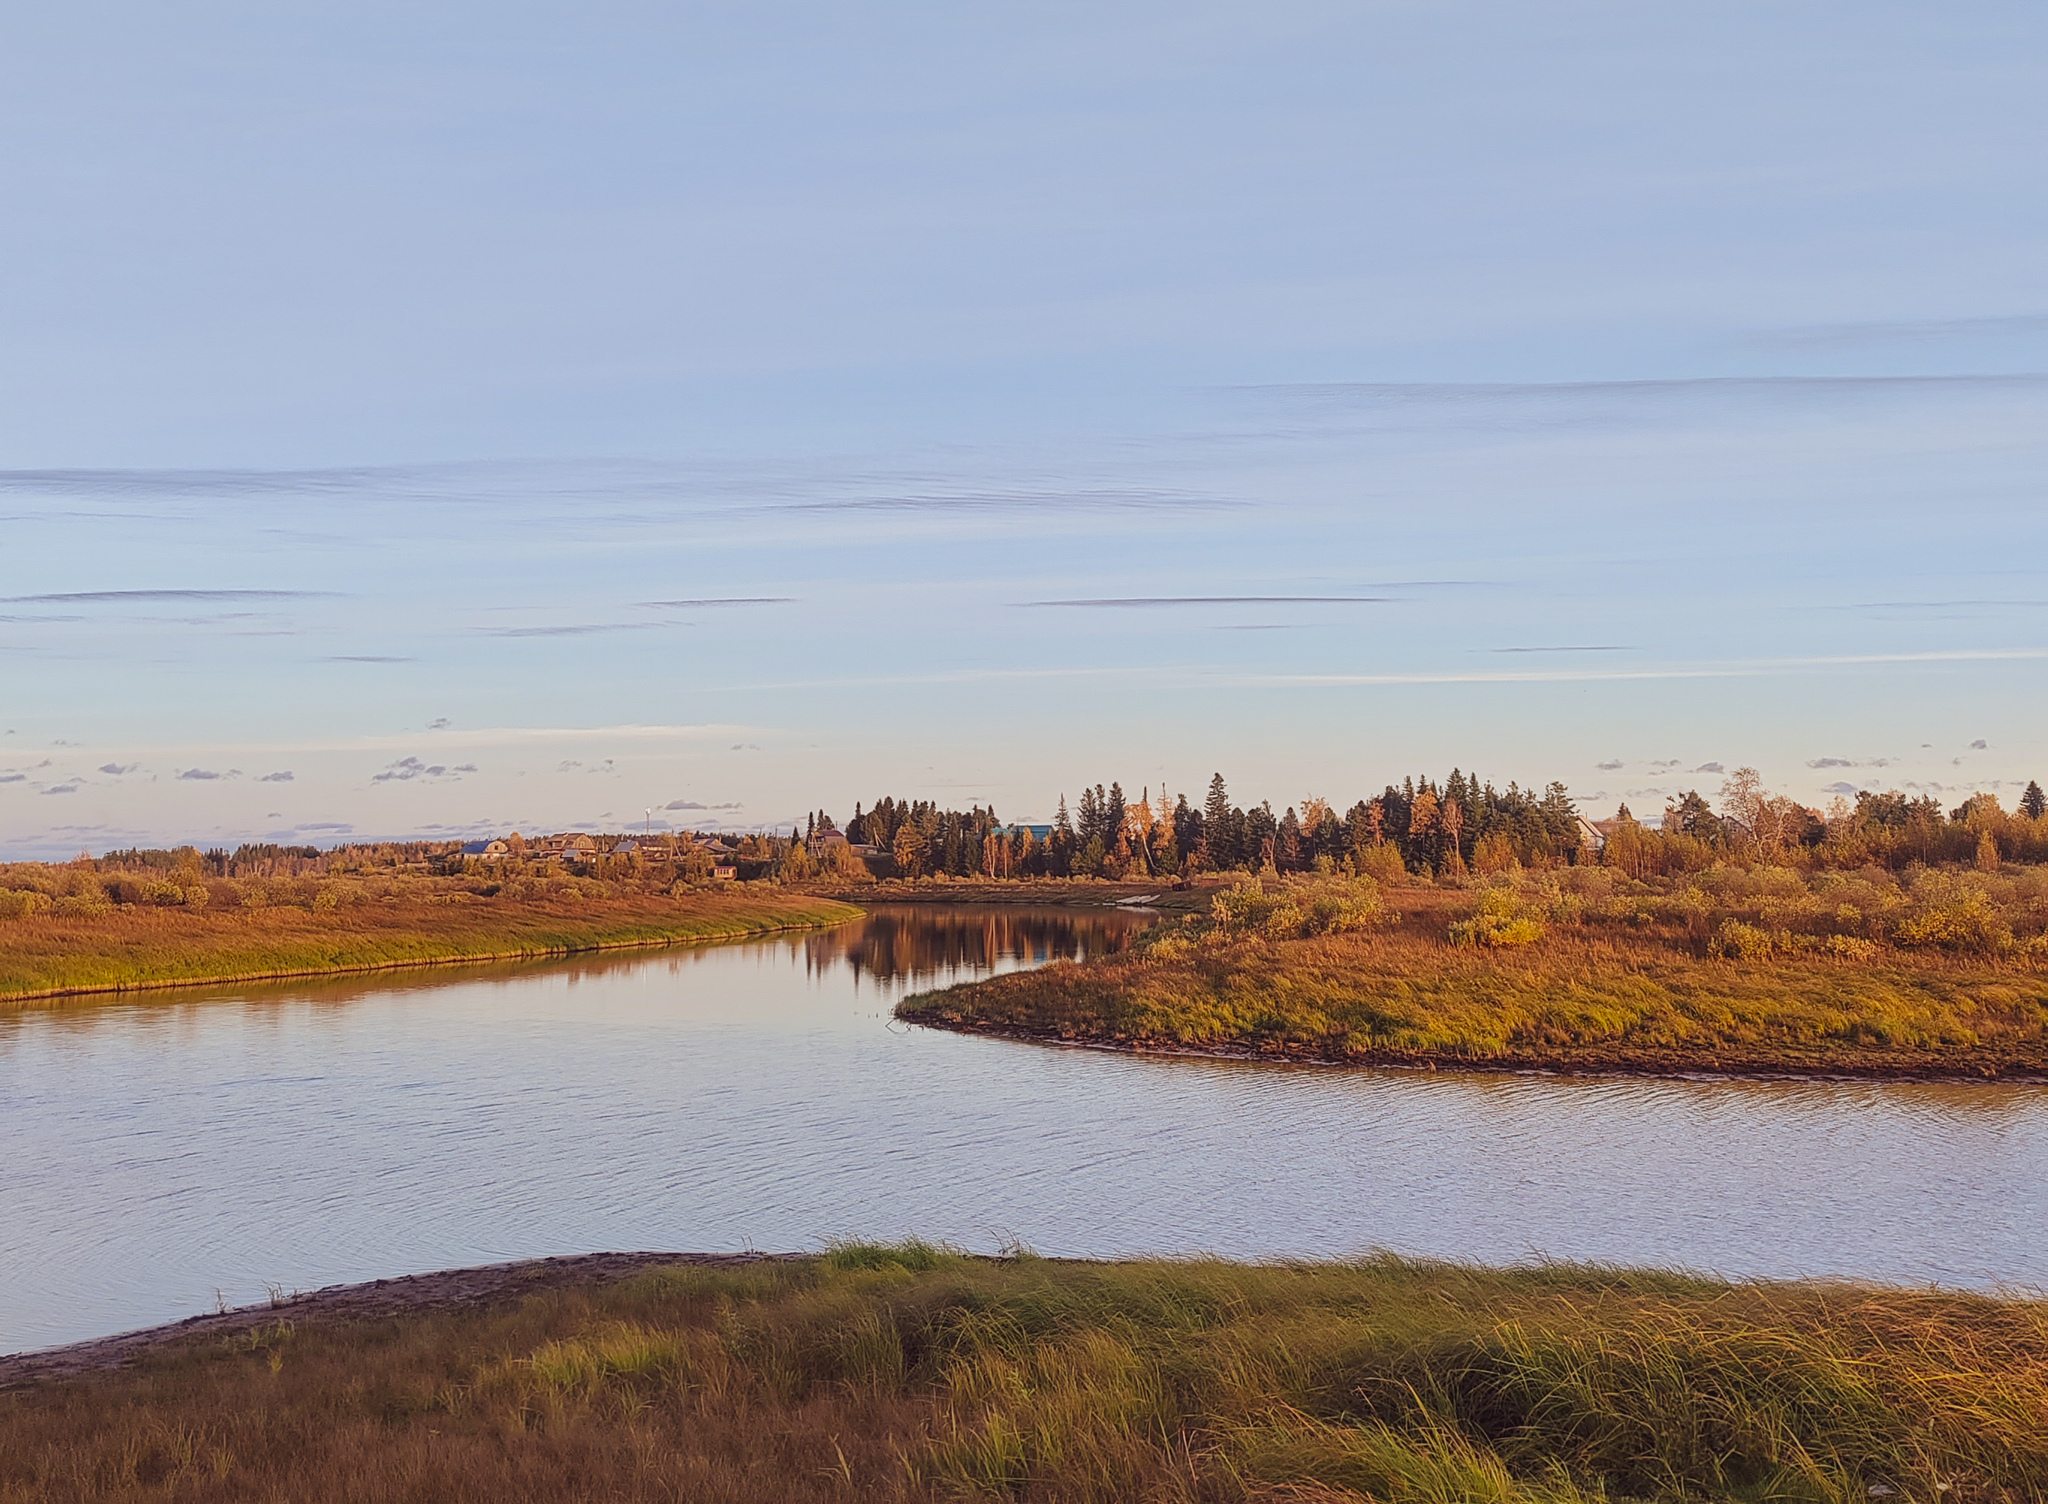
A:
[3,2,2046,856]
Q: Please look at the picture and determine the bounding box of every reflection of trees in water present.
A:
[806,906,1148,990]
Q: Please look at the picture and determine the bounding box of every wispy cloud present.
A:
[258,770,294,783]
[636,597,793,608]
[1018,596,1393,608]
[97,762,137,775]
[324,655,415,663]
[1494,645,1634,654]
[779,487,1238,516]
[1737,312,2048,351]
[1,589,334,604]
[666,799,744,810]
[484,622,684,638]
[1254,648,2048,688]
[372,758,475,783]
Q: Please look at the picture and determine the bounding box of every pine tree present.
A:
[2024,781,2047,821]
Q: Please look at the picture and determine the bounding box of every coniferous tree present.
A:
[1245,802,1278,871]
[1203,775,1234,869]
[2025,781,2047,821]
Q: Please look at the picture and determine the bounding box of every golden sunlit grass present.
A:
[4,1247,2044,1503]
[0,891,862,1007]
[898,878,2048,1075]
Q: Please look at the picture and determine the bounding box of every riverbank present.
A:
[896,886,2048,1079]
[814,874,1214,912]
[3,1244,2041,1503]
[0,891,863,1008]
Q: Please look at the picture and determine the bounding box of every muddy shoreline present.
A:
[897,1013,2048,1083]
[0,1252,806,1389]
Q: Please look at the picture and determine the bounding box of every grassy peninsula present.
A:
[0,850,860,1006]
[897,868,2048,1078]
[4,1244,2043,1503]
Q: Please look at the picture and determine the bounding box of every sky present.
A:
[3,1,2046,857]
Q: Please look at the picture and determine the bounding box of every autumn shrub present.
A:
[1357,842,1409,885]
[1893,877,2015,954]
[1212,874,1383,940]
[0,888,53,919]
[1448,887,1546,948]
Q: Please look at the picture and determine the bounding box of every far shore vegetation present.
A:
[891,770,2048,1078]
[0,838,859,1006]
[5,1243,2045,1503]
[10,765,2048,1037]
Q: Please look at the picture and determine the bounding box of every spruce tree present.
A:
[2024,781,2047,821]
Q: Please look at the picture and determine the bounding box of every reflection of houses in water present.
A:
[801,907,1147,990]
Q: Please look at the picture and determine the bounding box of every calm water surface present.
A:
[4,904,2045,1352]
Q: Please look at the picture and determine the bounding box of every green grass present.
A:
[0,892,863,1008]
[896,910,2048,1076]
[5,1247,2044,1501]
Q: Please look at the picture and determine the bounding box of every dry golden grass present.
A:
[899,881,2048,1076]
[0,891,862,1007]
[4,1248,2045,1503]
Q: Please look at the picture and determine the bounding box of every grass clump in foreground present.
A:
[5,1246,2046,1503]
[897,872,2048,1076]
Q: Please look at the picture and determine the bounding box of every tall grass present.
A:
[0,892,863,1008]
[4,1248,2044,1502]
[897,878,2048,1074]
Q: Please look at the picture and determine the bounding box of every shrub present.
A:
[1449,888,1546,948]
[0,889,52,919]
[1212,875,1383,940]
[1894,873,2014,954]
[1357,843,1409,885]
[1710,920,1774,961]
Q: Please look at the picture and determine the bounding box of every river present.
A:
[4,903,2045,1352]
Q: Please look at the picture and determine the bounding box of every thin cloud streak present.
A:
[34,724,759,759]
[1,590,336,603]
[637,598,793,608]
[1261,649,2048,688]
[709,649,2048,696]
[1017,596,1394,608]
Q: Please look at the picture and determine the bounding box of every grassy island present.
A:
[0,857,860,1007]
[3,1245,2043,1502]
[896,870,2048,1078]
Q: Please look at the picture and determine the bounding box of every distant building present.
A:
[713,865,738,881]
[1575,816,1606,853]
[459,839,511,860]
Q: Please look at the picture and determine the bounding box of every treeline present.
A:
[810,773,1587,881]
[1609,778,2048,876]
[91,841,450,880]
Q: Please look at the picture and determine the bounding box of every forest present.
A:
[816,771,2048,882]
[6,770,2048,909]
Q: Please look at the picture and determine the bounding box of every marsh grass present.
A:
[898,884,2048,1074]
[0,892,863,1008]
[4,1248,2045,1502]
